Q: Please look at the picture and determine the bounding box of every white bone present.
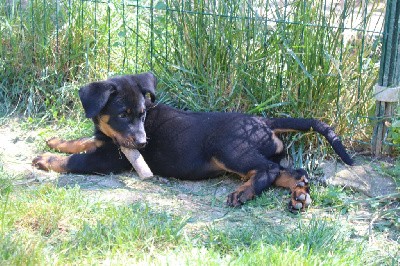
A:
[120,147,153,179]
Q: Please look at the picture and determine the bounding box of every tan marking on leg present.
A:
[274,170,311,212]
[211,157,260,206]
[273,170,299,189]
[243,169,257,182]
[211,157,255,181]
[47,137,104,154]
[272,133,284,154]
[32,153,69,173]
[227,173,258,207]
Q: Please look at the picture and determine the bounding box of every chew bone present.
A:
[120,147,153,179]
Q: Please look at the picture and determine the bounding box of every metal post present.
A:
[371,0,400,156]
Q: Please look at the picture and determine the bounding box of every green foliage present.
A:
[387,106,400,154]
[311,184,355,213]
[383,159,400,186]
[0,168,397,265]
[64,204,187,257]
[1,0,382,138]
[0,182,187,264]
[155,0,381,137]
[391,121,400,146]
[0,233,44,265]
[201,218,366,265]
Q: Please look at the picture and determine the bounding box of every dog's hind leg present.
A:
[225,162,281,207]
[273,169,312,212]
[226,167,311,212]
[213,154,311,211]
[211,154,281,206]
[226,168,279,207]
[46,137,104,154]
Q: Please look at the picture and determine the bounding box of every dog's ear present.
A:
[132,72,157,102]
[79,82,116,118]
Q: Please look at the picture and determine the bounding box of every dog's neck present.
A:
[143,102,162,134]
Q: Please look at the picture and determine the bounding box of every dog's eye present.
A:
[118,112,128,118]
[118,108,132,118]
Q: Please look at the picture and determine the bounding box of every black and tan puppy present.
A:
[33,72,353,211]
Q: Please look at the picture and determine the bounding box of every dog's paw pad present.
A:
[32,154,51,171]
[32,153,66,172]
[226,187,255,207]
[289,176,311,213]
[46,138,65,150]
[296,194,306,201]
[226,191,244,207]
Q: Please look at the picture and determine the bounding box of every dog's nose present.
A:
[135,142,147,149]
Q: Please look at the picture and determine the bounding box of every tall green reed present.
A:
[154,0,382,136]
[0,0,383,145]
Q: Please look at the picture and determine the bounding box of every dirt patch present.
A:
[320,158,398,197]
[0,121,242,224]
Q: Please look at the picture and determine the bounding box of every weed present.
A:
[248,188,288,210]
[0,0,388,166]
[201,217,367,265]
[0,162,398,265]
[1,0,382,139]
[63,204,187,258]
[380,159,400,187]
[0,233,44,265]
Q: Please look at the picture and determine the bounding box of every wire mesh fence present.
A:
[1,0,397,154]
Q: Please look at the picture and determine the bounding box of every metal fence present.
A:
[1,0,397,152]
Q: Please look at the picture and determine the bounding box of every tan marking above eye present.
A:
[100,114,110,123]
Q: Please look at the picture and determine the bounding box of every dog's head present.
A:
[79,72,156,149]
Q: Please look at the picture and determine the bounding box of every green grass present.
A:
[1,0,383,135]
[0,0,391,167]
[0,0,398,262]
[380,159,400,187]
[20,116,93,152]
[0,161,398,265]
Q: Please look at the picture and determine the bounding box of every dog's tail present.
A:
[265,118,354,165]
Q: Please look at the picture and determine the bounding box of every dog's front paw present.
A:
[32,153,67,173]
[226,186,255,207]
[46,137,64,150]
[288,176,312,213]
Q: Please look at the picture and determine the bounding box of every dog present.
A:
[32,72,353,212]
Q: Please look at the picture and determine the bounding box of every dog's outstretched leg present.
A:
[46,137,104,154]
[32,144,131,174]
